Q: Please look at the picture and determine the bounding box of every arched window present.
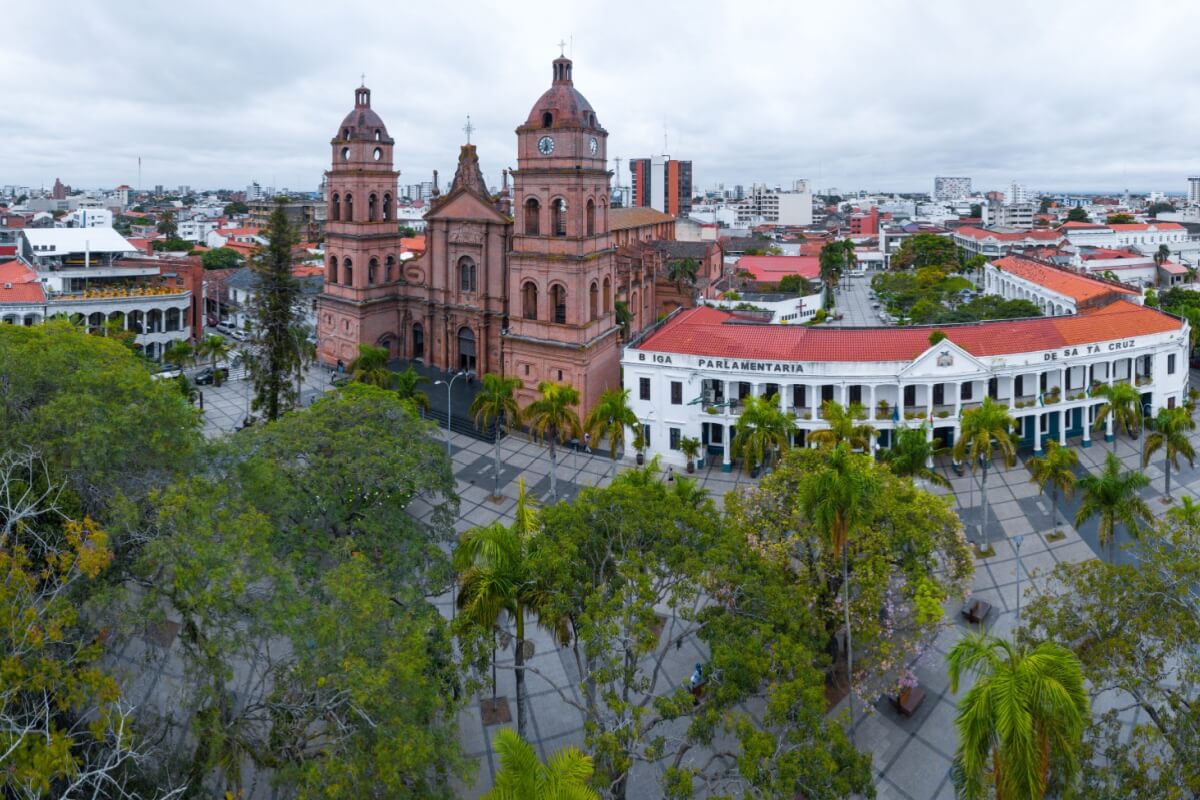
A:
[552,198,567,237]
[551,284,567,324]
[368,194,377,222]
[345,193,353,221]
[385,255,395,282]
[328,255,338,283]
[524,198,540,236]
[368,257,378,285]
[331,193,341,221]
[589,280,598,320]
[603,276,612,313]
[342,127,349,139]
[343,257,353,286]
[586,199,596,236]
[458,256,476,292]
[382,193,392,221]
[542,112,553,128]
[374,129,381,141]
[522,281,538,320]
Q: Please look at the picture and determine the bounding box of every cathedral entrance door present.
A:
[457,326,477,373]
[412,324,425,362]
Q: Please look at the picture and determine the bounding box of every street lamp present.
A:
[1013,534,1025,625]
[434,369,474,459]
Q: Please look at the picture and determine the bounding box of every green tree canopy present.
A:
[891,232,957,271]
[1066,207,1091,223]
[200,246,243,270]
[222,200,249,215]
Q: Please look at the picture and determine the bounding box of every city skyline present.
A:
[3,1,1200,194]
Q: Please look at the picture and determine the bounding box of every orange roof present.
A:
[955,226,1063,242]
[609,207,676,231]
[0,260,46,303]
[992,255,1138,303]
[293,264,323,277]
[217,227,261,237]
[636,302,1179,363]
[1108,222,1185,232]
[737,255,820,280]
[400,236,425,252]
[1059,221,1107,229]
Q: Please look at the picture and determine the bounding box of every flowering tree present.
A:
[726,447,973,703]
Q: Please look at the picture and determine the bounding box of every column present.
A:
[1059,411,1067,446]
[1082,407,1092,448]
[954,380,962,419]
[868,384,877,422]
[1033,413,1044,455]
[1105,413,1114,443]
[897,382,905,423]
[722,423,733,472]
[926,382,935,419]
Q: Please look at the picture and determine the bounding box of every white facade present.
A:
[623,311,1189,471]
[63,208,113,229]
[1189,176,1200,206]
[178,219,218,242]
[736,183,813,226]
[934,176,971,201]
[704,287,824,324]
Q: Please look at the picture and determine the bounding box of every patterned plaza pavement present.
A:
[195,372,1197,798]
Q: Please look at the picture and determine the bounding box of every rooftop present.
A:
[0,260,45,303]
[22,227,138,255]
[736,255,820,281]
[992,255,1138,303]
[635,302,1180,363]
[609,207,676,231]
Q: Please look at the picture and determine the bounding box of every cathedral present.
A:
[315,56,713,413]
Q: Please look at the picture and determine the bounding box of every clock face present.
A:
[537,135,555,155]
[589,137,598,156]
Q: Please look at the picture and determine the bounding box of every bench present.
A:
[892,686,926,717]
[961,599,991,625]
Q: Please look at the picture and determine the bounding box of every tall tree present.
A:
[163,339,195,370]
[666,256,700,293]
[455,481,564,741]
[246,198,304,421]
[890,232,957,271]
[1074,451,1152,551]
[879,423,949,487]
[524,381,583,500]
[583,387,638,481]
[1154,243,1171,266]
[393,365,431,410]
[808,400,877,453]
[1093,381,1142,453]
[1066,207,1091,223]
[799,443,877,737]
[731,393,795,473]
[1027,440,1078,533]
[948,633,1088,800]
[953,397,1017,548]
[469,373,524,499]
[156,209,178,238]
[1143,405,1196,500]
[484,729,599,800]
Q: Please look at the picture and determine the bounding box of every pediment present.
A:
[425,188,509,224]
[900,338,988,379]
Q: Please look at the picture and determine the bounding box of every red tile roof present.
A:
[400,236,425,252]
[1059,221,1108,229]
[737,255,820,280]
[636,302,1179,363]
[0,260,46,303]
[992,255,1138,303]
[955,226,1063,242]
[1109,222,1185,232]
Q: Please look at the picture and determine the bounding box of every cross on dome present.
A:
[557,39,566,56]
[463,115,475,144]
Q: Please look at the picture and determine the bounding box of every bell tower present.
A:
[316,84,405,366]
[505,56,620,413]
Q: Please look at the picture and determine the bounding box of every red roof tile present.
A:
[636,302,1179,363]
[1108,222,1185,232]
[737,255,820,280]
[0,260,46,303]
[954,226,1063,242]
[992,255,1138,303]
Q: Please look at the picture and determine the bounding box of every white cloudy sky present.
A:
[3,1,1200,196]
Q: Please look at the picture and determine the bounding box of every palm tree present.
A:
[948,632,1088,800]
[799,443,877,743]
[1169,494,1200,527]
[879,424,949,488]
[1075,451,1152,552]
[583,387,638,481]
[666,256,700,293]
[1027,441,1078,534]
[808,400,877,453]
[470,374,524,500]
[730,394,794,474]
[1143,405,1196,501]
[1093,381,1142,453]
[393,365,431,411]
[347,343,394,389]
[524,381,583,500]
[953,397,1017,549]
[484,728,599,800]
[163,340,194,371]
[455,486,567,742]
[1154,243,1171,266]
[197,334,232,386]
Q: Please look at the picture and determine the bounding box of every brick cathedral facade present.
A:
[316,56,674,413]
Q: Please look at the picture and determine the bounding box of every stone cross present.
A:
[463,116,474,144]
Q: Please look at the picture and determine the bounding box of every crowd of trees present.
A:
[871,265,1042,325]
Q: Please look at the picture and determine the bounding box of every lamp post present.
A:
[1139,399,1151,470]
[434,369,474,459]
[1013,534,1025,624]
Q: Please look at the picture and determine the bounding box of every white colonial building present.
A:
[623,290,1189,471]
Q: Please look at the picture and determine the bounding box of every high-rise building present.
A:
[933,176,971,201]
[629,156,692,217]
[1188,176,1200,206]
[735,182,813,226]
[1006,182,1028,205]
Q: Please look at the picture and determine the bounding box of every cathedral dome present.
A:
[335,86,392,142]
[523,57,603,131]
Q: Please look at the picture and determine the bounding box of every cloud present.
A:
[2,0,1199,194]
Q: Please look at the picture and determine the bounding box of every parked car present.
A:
[152,368,182,381]
[193,367,229,386]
